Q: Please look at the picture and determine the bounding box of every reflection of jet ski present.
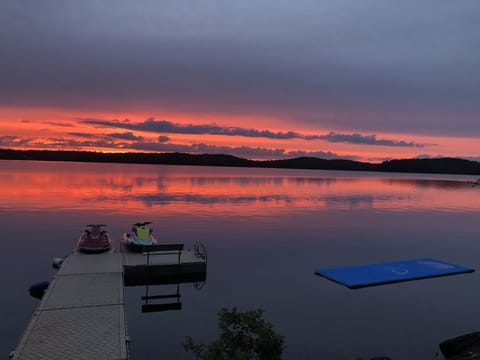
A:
[77,224,112,253]
[122,222,157,252]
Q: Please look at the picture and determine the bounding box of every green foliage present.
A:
[183,307,285,360]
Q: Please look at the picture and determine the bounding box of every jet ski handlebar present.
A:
[134,222,151,226]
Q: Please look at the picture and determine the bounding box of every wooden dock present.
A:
[11,243,207,360]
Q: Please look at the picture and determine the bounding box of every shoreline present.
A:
[1,148,480,176]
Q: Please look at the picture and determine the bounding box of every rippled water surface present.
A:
[1,160,480,359]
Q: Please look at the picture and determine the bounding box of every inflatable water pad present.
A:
[315,258,474,289]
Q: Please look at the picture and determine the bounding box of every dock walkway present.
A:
[11,243,207,359]
[11,252,128,360]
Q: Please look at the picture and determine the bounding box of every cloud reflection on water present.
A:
[1,161,478,214]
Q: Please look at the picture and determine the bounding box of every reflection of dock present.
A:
[11,243,207,360]
[122,243,207,313]
[122,242,207,286]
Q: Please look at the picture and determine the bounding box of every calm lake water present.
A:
[1,160,480,359]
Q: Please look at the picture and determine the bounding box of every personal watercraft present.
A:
[76,224,112,253]
[122,221,157,252]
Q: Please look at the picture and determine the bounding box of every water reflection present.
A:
[142,283,183,313]
[3,161,480,359]
[382,178,478,189]
[141,280,206,313]
[1,161,478,214]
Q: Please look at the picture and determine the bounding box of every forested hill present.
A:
[1,149,480,175]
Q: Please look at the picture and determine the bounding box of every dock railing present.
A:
[143,244,184,268]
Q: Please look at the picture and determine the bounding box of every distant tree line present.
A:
[1,148,480,175]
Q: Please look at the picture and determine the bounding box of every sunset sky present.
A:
[1,1,479,162]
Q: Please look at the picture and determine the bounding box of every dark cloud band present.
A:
[82,118,424,147]
[306,132,424,148]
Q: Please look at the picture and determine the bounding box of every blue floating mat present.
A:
[315,258,474,289]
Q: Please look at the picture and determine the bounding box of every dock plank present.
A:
[122,246,204,267]
[13,305,126,360]
[40,273,123,310]
[12,252,128,360]
[59,251,122,275]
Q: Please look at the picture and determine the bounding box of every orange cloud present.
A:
[1,105,479,163]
